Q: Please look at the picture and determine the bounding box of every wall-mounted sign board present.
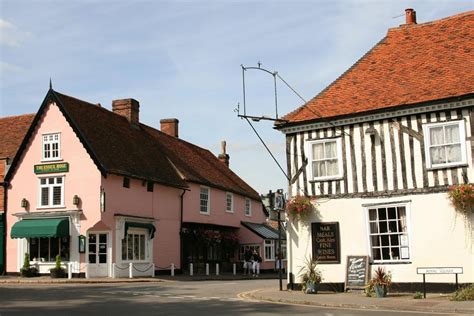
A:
[34,162,69,174]
[311,222,340,264]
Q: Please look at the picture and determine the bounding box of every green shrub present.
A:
[413,291,423,299]
[451,284,474,301]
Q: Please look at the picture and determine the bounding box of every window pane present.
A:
[133,235,139,260]
[40,179,46,185]
[381,247,390,260]
[391,247,400,260]
[127,236,133,260]
[372,247,381,260]
[56,177,62,184]
[326,159,338,176]
[445,124,460,143]
[378,208,387,220]
[53,186,62,205]
[379,221,388,233]
[99,255,107,264]
[369,222,378,234]
[89,254,96,263]
[430,127,444,145]
[388,221,398,233]
[29,238,39,260]
[313,161,325,177]
[41,187,49,206]
[325,141,337,158]
[312,143,324,159]
[99,234,107,244]
[368,209,377,220]
[48,178,54,184]
[381,235,389,246]
[390,235,399,246]
[430,146,446,164]
[60,237,70,261]
[371,236,380,247]
[50,237,59,261]
[446,145,461,163]
[121,238,127,260]
[139,235,145,260]
[39,238,49,261]
[387,207,396,219]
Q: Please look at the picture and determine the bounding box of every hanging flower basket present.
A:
[286,195,313,222]
[448,184,474,215]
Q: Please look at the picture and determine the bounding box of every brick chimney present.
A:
[405,8,417,25]
[112,98,139,125]
[218,140,230,167]
[160,118,179,138]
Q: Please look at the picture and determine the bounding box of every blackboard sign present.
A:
[311,222,340,264]
[345,255,369,290]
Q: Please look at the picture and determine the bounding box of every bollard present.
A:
[171,263,175,276]
[233,263,236,276]
[112,263,116,279]
[206,263,209,276]
[216,263,219,276]
[129,262,133,279]
[68,262,72,279]
[152,263,155,277]
[190,263,193,276]
[85,265,89,279]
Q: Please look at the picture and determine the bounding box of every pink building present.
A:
[4,89,283,277]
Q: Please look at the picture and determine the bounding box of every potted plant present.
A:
[286,195,313,222]
[298,256,322,294]
[50,254,66,278]
[20,253,38,277]
[366,267,392,298]
[448,184,474,215]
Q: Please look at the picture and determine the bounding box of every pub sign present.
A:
[311,222,341,264]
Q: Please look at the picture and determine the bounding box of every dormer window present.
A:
[42,133,61,161]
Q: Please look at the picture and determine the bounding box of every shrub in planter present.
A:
[50,255,66,278]
[20,253,38,277]
[366,267,392,298]
[298,256,322,294]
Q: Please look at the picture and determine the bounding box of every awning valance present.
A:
[11,218,69,239]
[124,222,156,239]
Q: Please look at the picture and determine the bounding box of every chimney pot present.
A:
[405,8,417,25]
[112,98,140,125]
[218,140,230,167]
[160,118,179,138]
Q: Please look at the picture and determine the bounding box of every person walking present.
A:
[251,250,262,277]
[243,246,252,275]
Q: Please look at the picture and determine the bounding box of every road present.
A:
[0,279,459,315]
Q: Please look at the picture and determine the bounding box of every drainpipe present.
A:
[179,189,186,273]
[1,180,7,275]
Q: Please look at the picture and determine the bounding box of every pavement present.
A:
[1,274,472,314]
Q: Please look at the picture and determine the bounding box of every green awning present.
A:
[11,218,69,239]
[124,222,156,239]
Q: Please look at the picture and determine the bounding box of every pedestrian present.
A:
[251,250,261,277]
[243,246,252,275]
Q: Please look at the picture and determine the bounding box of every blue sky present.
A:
[1,0,473,194]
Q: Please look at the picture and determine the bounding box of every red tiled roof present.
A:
[282,10,474,124]
[53,91,260,200]
[0,114,35,160]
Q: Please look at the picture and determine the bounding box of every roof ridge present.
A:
[53,90,100,108]
[389,9,474,32]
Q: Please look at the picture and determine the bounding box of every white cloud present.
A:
[0,61,24,74]
[0,19,32,47]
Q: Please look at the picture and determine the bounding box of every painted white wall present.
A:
[287,192,473,284]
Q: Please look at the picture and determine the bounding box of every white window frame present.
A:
[199,186,210,215]
[244,198,252,216]
[42,133,61,161]
[38,176,65,208]
[422,120,467,169]
[264,240,275,261]
[364,202,412,264]
[121,229,149,263]
[307,137,343,181]
[225,192,233,213]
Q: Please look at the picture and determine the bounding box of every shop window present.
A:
[147,181,154,192]
[239,244,260,261]
[39,176,64,207]
[367,204,410,262]
[123,177,130,188]
[264,240,275,261]
[121,232,146,261]
[200,187,210,214]
[29,236,70,262]
[423,120,467,168]
[42,133,61,161]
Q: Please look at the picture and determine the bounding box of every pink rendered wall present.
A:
[238,226,275,270]
[101,175,182,268]
[182,182,265,226]
[6,102,102,272]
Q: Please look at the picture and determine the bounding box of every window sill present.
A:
[36,205,66,210]
[309,176,344,183]
[40,158,63,163]
[370,260,412,265]
[244,214,252,217]
[199,212,210,216]
[225,210,234,213]
[427,163,468,171]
